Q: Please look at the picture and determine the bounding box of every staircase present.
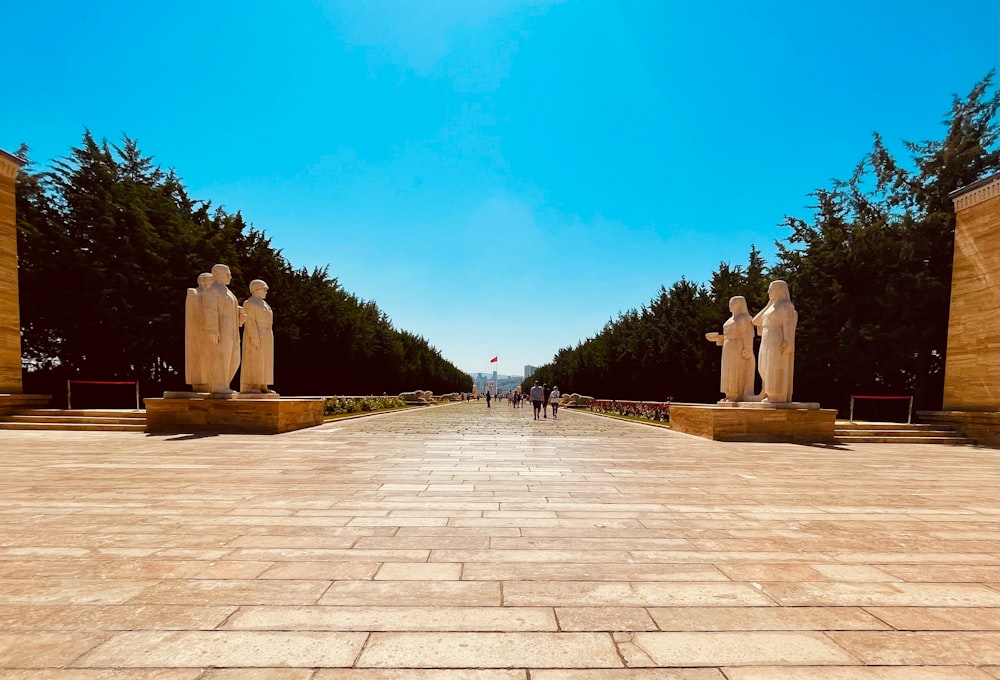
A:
[835,421,973,445]
[0,409,146,432]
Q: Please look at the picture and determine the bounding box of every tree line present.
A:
[525,74,998,414]
[15,133,472,402]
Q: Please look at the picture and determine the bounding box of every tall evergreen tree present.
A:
[16,133,471,401]
[777,72,998,410]
[526,74,997,410]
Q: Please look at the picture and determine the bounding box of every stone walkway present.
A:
[0,402,997,679]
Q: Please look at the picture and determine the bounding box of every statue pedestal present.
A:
[670,402,836,444]
[145,395,324,434]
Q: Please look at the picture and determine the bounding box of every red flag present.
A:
[490,356,498,363]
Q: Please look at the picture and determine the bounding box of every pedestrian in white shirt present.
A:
[549,386,562,419]
[529,381,544,420]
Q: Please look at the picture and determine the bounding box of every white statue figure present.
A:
[240,279,275,394]
[753,280,797,403]
[201,264,244,394]
[184,272,214,391]
[706,295,756,402]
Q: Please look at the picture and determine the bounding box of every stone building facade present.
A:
[921,174,1000,446]
[0,148,25,394]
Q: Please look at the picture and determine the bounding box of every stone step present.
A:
[835,428,961,437]
[837,421,942,431]
[834,420,972,445]
[836,434,974,445]
[14,408,146,419]
[0,408,147,432]
[0,421,145,432]
[6,413,146,425]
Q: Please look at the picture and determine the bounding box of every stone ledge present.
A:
[670,402,836,443]
[144,397,324,434]
[0,393,52,416]
[918,410,1000,448]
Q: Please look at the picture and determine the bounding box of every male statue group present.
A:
[184,264,275,395]
[705,280,797,404]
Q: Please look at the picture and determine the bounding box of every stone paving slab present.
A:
[357,631,622,668]
[225,605,558,631]
[0,402,998,676]
[616,631,855,666]
[75,631,368,667]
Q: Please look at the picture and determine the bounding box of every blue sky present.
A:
[2,0,996,379]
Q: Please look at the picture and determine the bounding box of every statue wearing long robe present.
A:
[240,280,275,394]
[753,280,797,403]
[202,264,243,394]
[184,273,213,391]
[718,296,756,401]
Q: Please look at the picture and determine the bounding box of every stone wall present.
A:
[943,177,999,411]
[0,150,25,394]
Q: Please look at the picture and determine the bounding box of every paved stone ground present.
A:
[1,401,998,679]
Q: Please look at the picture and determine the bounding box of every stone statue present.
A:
[706,295,756,402]
[184,272,214,391]
[201,264,243,394]
[240,279,275,394]
[753,280,797,403]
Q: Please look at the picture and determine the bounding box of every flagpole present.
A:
[489,356,499,397]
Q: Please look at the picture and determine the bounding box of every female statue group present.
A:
[184,264,275,395]
[705,280,797,403]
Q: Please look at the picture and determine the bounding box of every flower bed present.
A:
[589,399,671,423]
[324,395,407,416]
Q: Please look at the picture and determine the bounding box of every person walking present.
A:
[542,383,551,418]
[529,380,544,420]
[549,385,561,419]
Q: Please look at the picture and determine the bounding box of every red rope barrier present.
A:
[68,380,137,385]
[851,395,911,400]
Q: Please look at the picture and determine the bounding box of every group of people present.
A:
[502,391,531,408]
[479,383,563,420]
[185,263,275,395]
[528,381,561,420]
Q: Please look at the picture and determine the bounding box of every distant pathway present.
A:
[0,401,997,677]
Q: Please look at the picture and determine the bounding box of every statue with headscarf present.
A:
[753,280,797,403]
[706,295,756,402]
[184,272,214,391]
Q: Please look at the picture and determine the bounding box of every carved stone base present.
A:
[716,400,822,410]
[145,396,323,434]
[670,402,836,443]
[163,391,280,400]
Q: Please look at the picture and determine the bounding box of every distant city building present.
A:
[524,365,538,379]
[472,372,526,395]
